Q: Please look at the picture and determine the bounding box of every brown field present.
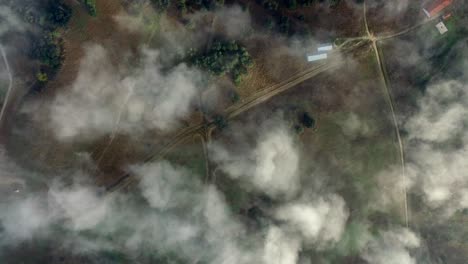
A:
[295,1,365,38]
[366,1,428,34]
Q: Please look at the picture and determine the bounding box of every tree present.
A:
[151,0,171,11]
[264,17,275,30]
[36,71,48,82]
[329,0,341,8]
[190,41,253,84]
[31,35,63,70]
[262,0,279,11]
[286,0,297,9]
[228,90,240,103]
[213,115,228,130]
[294,124,304,134]
[47,1,72,26]
[299,112,315,128]
[298,0,314,6]
[278,16,290,35]
[83,0,97,16]
[177,0,187,13]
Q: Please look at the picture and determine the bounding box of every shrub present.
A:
[299,112,315,128]
[30,34,63,70]
[151,0,171,11]
[83,0,97,16]
[36,71,48,82]
[47,1,72,26]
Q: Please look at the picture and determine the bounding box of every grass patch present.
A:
[311,110,399,216]
[164,138,207,180]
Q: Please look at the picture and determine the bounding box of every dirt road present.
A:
[364,2,409,227]
[0,45,13,125]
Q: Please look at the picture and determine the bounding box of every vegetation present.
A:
[299,112,315,128]
[83,0,97,16]
[189,41,253,84]
[176,0,224,13]
[36,72,48,82]
[260,0,279,11]
[278,15,290,34]
[286,0,297,9]
[4,0,72,88]
[298,0,314,6]
[31,33,64,70]
[258,0,322,10]
[228,90,240,103]
[329,0,341,8]
[151,0,171,11]
[47,1,72,26]
[212,115,228,130]
[177,0,187,12]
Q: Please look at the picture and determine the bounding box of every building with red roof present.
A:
[423,0,453,17]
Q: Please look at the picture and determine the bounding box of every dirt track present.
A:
[106,58,343,193]
[364,2,409,227]
[0,45,13,125]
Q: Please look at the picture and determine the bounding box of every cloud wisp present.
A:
[34,44,205,142]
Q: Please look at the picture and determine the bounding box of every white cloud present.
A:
[275,194,349,246]
[1,197,51,241]
[212,6,253,40]
[0,6,26,36]
[211,123,300,198]
[362,228,420,264]
[263,226,301,264]
[48,184,110,231]
[406,80,468,143]
[134,160,202,210]
[339,112,374,139]
[401,79,468,215]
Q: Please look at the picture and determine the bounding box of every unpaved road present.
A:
[0,45,13,125]
[364,2,409,227]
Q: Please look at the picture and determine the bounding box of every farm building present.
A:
[307,53,328,62]
[435,21,448,34]
[317,44,333,52]
[423,0,453,18]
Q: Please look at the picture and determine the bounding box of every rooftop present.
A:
[423,0,453,17]
[307,53,328,62]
